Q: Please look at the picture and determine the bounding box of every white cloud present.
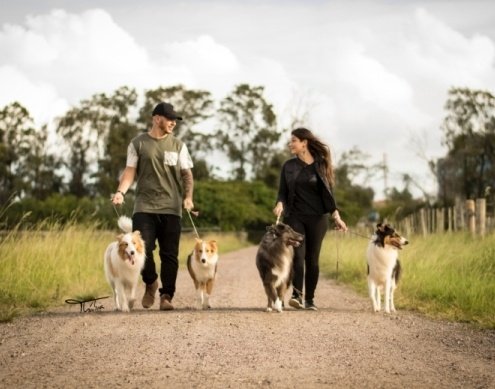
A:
[0,8,154,114]
[1,2,495,200]
[0,65,68,125]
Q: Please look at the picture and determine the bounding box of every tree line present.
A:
[1,84,494,231]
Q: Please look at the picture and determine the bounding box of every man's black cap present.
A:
[152,102,183,121]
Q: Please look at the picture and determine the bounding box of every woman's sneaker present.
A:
[289,295,304,309]
[304,300,318,311]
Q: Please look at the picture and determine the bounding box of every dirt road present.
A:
[1,246,494,388]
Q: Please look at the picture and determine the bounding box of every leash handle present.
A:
[187,209,200,239]
[112,203,121,218]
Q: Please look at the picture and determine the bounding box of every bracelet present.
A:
[117,190,126,197]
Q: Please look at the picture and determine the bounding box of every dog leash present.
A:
[65,296,110,313]
[112,203,122,218]
[186,209,200,239]
[347,229,372,240]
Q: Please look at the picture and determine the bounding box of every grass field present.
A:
[0,220,250,322]
[320,230,495,329]
[1,222,494,328]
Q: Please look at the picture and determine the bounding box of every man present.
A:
[112,102,194,310]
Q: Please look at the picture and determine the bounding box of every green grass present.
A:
[2,221,494,329]
[320,230,495,329]
[0,221,250,322]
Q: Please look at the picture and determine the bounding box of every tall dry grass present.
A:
[320,230,495,329]
[0,220,250,322]
[2,220,493,329]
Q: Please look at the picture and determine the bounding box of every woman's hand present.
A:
[334,217,348,232]
[273,202,284,217]
[332,210,348,232]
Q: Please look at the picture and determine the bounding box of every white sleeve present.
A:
[179,144,194,170]
[126,142,138,168]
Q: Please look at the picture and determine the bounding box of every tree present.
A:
[334,148,375,225]
[437,87,495,202]
[0,102,59,203]
[57,86,138,197]
[255,148,291,189]
[94,87,141,196]
[23,124,64,200]
[216,84,279,181]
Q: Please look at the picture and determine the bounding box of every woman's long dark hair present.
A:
[292,127,335,187]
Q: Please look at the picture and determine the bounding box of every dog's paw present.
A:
[273,298,282,312]
[266,307,273,312]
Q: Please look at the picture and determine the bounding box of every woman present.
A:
[273,127,347,310]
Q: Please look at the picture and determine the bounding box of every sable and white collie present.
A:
[186,239,219,310]
[366,223,409,314]
[256,223,304,312]
[104,216,145,312]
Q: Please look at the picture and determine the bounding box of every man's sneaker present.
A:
[159,294,174,311]
[304,300,318,311]
[289,295,304,309]
[142,280,158,308]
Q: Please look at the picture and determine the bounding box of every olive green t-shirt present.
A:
[127,132,193,217]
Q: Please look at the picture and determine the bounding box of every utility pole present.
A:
[383,153,389,197]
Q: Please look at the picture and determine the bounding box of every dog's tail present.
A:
[117,216,133,233]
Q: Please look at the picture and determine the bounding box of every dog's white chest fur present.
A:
[187,239,219,310]
[367,244,397,284]
[103,216,145,313]
[271,252,292,287]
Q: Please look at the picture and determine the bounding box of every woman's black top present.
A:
[277,157,338,217]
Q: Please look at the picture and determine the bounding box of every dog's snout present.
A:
[130,250,135,256]
[201,258,206,264]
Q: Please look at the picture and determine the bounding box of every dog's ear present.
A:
[209,240,218,250]
[267,225,278,234]
[195,238,203,244]
[383,224,395,234]
[116,233,124,241]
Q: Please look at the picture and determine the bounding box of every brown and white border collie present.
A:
[256,223,304,312]
[366,223,409,313]
[104,216,145,312]
[187,239,219,309]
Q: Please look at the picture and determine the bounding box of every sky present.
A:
[1,0,495,200]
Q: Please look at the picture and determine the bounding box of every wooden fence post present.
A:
[419,208,427,236]
[448,207,454,232]
[455,197,464,230]
[466,199,476,236]
[476,198,486,237]
[436,208,443,234]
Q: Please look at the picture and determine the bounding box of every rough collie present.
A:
[104,216,145,312]
[186,239,219,309]
[366,223,409,313]
[256,223,304,312]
